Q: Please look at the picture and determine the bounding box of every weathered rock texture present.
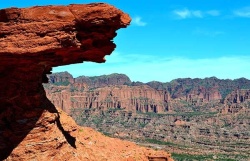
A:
[224,89,250,104]
[0,3,173,161]
[46,73,250,115]
[45,72,250,117]
[221,89,250,114]
[45,82,171,114]
[45,73,250,160]
[7,108,173,161]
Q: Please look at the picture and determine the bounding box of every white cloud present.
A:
[173,9,192,19]
[53,52,250,83]
[234,7,250,18]
[206,10,220,16]
[173,9,220,19]
[132,16,147,26]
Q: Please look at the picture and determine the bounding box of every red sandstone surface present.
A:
[46,84,171,114]
[0,3,173,161]
[7,108,173,161]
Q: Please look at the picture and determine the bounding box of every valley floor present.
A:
[71,108,250,161]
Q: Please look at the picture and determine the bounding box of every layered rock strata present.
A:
[44,73,250,160]
[0,3,172,161]
[45,84,171,114]
[221,89,250,114]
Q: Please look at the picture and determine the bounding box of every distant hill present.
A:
[47,72,250,99]
[44,72,250,160]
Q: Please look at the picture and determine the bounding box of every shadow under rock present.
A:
[0,88,76,160]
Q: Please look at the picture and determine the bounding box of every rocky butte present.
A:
[0,3,173,161]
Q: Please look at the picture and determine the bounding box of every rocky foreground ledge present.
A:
[0,3,173,161]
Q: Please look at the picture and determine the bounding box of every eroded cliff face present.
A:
[44,73,250,160]
[221,89,250,114]
[0,3,173,161]
[45,84,171,114]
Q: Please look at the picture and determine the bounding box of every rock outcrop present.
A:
[0,3,173,161]
[44,72,250,160]
[220,89,250,114]
[184,86,222,106]
[44,72,250,116]
[224,89,250,104]
[45,83,171,114]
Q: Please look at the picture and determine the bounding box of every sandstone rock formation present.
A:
[45,72,242,113]
[47,73,250,116]
[45,72,250,116]
[0,3,173,161]
[185,86,222,104]
[44,72,250,160]
[7,108,173,161]
[224,89,250,104]
[220,89,250,114]
[45,83,171,114]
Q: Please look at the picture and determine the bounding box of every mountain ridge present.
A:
[44,71,250,160]
[48,71,250,99]
[51,71,249,83]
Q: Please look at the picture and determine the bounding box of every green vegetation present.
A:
[179,100,190,106]
[91,116,103,126]
[172,153,249,161]
[172,153,214,161]
[144,139,178,146]
[138,122,147,128]
[219,88,233,99]
[177,111,218,118]
[53,81,70,86]
[88,73,127,81]
[70,97,77,102]
[51,89,62,93]
[88,87,97,91]
[107,107,125,112]
[70,85,77,92]
[123,82,132,86]
[137,111,218,118]
[102,132,112,137]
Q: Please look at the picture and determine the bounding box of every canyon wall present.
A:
[46,72,244,115]
[45,73,250,116]
[0,3,172,161]
[45,83,171,114]
[44,73,250,160]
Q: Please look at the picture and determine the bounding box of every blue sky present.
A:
[1,1,250,82]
